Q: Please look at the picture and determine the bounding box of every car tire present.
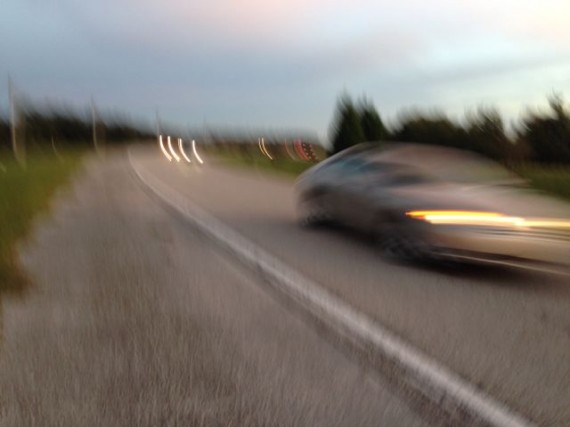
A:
[375,220,430,261]
[298,195,331,227]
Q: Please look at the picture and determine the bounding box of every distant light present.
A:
[167,136,181,162]
[294,139,309,161]
[178,138,192,163]
[259,137,273,160]
[284,140,296,160]
[192,140,204,164]
[159,135,172,161]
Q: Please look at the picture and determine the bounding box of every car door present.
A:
[331,158,377,229]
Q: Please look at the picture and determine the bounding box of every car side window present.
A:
[334,158,371,175]
[366,163,435,186]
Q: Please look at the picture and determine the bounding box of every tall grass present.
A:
[0,150,83,293]
[517,166,570,201]
[214,151,315,178]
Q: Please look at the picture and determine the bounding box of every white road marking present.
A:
[128,148,536,427]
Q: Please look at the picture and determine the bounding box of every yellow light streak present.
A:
[406,211,526,226]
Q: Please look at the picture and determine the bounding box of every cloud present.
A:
[2,0,569,135]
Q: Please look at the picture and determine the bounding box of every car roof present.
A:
[345,142,525,185]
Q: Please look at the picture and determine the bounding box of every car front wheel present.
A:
[374,219,432,261]
[297,195,332,227]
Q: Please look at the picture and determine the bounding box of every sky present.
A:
[1,0,570,141]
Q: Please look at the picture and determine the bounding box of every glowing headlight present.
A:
[406,211,526,227]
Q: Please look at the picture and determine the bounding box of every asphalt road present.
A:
[0,151,429,426]
[129,144,570,427]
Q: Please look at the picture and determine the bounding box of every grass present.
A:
[517,165,570,201]
[0,149,83,293]
[212,151,316,178]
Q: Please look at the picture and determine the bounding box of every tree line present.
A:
[0,106,154,152]
[2,94,569,166]
[330,94,570,165]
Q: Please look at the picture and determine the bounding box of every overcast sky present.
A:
[2,0,569,140]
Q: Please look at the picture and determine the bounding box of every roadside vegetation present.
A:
[0,150,83,293]
[0,101,155,293]
[0,107,153,147]
[517,166,570,201]
[328,93,570,200]
[329,93,570,165]
[214,93,570,201]
[2,91,568,200]
[213,149,315,178]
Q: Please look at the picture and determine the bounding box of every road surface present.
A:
[129,144,570,426]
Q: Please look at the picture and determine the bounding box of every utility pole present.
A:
[156,109,161,142]
[8,77,19,161]
[91,96,99,153]
[9,77,26,166]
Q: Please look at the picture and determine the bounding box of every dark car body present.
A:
[295,143,570,273]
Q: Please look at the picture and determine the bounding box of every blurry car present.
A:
[295,142,570,273]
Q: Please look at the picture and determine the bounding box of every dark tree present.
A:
[329,95,365,154]
[393,111,467,149]
[518,95,570,164]
[465,108,511,162]
[0,116,10,151]
[359,99,389,142]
